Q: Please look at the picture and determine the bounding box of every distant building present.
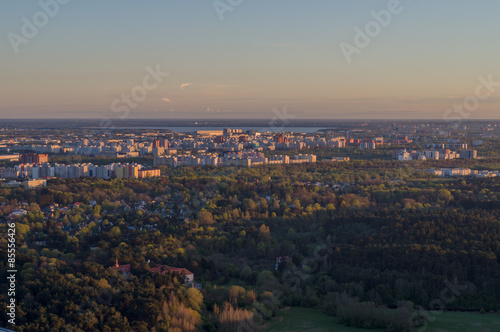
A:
[115,164,140,179]
[223,128,243,136]
[472,140,483,146]
[138,168,161,178]
[161,139,170,148]
[360,142,376,150]
[23,179,47,189]
[459,150,477,159]
[274,133,286,144]
[269,155,290,164]
[0,154,20,162]
[196,130,223,137]
[328,137,346,148]
[21,153,49,165]
[109,258,131,278]
[397,136,413,144]
[109,259,194,284]
[152,139,161,148]
[150,265,195,284]
[424,150,440,160]
[1,181,22,188]
[322,157,350,162]
[292,154,316,163]
[275,256,292,270]
[398,150,409,161]
[0,168,20,179]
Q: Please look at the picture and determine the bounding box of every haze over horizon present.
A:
[1,0,500,120]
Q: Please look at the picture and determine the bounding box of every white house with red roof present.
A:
[150,265,194,284]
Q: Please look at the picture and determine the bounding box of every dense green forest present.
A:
[1,161,500,331]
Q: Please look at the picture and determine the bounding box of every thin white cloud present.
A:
[162,97,172,103]
[204,107,231,113]
[180,83,191,90]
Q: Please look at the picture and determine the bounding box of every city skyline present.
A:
[1,0,500,119]
[2,3,500,329]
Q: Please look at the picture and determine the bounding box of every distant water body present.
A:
[106,126,334,133]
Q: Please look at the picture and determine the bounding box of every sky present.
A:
[1,0,500,120]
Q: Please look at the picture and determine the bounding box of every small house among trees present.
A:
[109,259,194,284]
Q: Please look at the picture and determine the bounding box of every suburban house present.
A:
[109,259,194,284]
[150,265,195,284]
[109,258,131,278]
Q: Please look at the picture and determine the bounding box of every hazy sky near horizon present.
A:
[1,0,500,120]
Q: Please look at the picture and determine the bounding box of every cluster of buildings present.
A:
[343,137,384,150]
[20,153,49,164]
[110,259,196,287]
[0,160,160,180]
[0,154,21,162]
[1,126,492,178]
[394,148,478,161]
[6,126,486,165]
[6,138,163,158]
[3,130,348,157]
[1,179,47,189]
[155,152,318,168]
[156,132,346,153]
[427,168,500,178]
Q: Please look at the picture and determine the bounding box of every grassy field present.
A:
[262,307,384,332]
[262,307,500,332]
[425,311,500,332]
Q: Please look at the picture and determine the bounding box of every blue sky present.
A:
[1,0,500,119]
